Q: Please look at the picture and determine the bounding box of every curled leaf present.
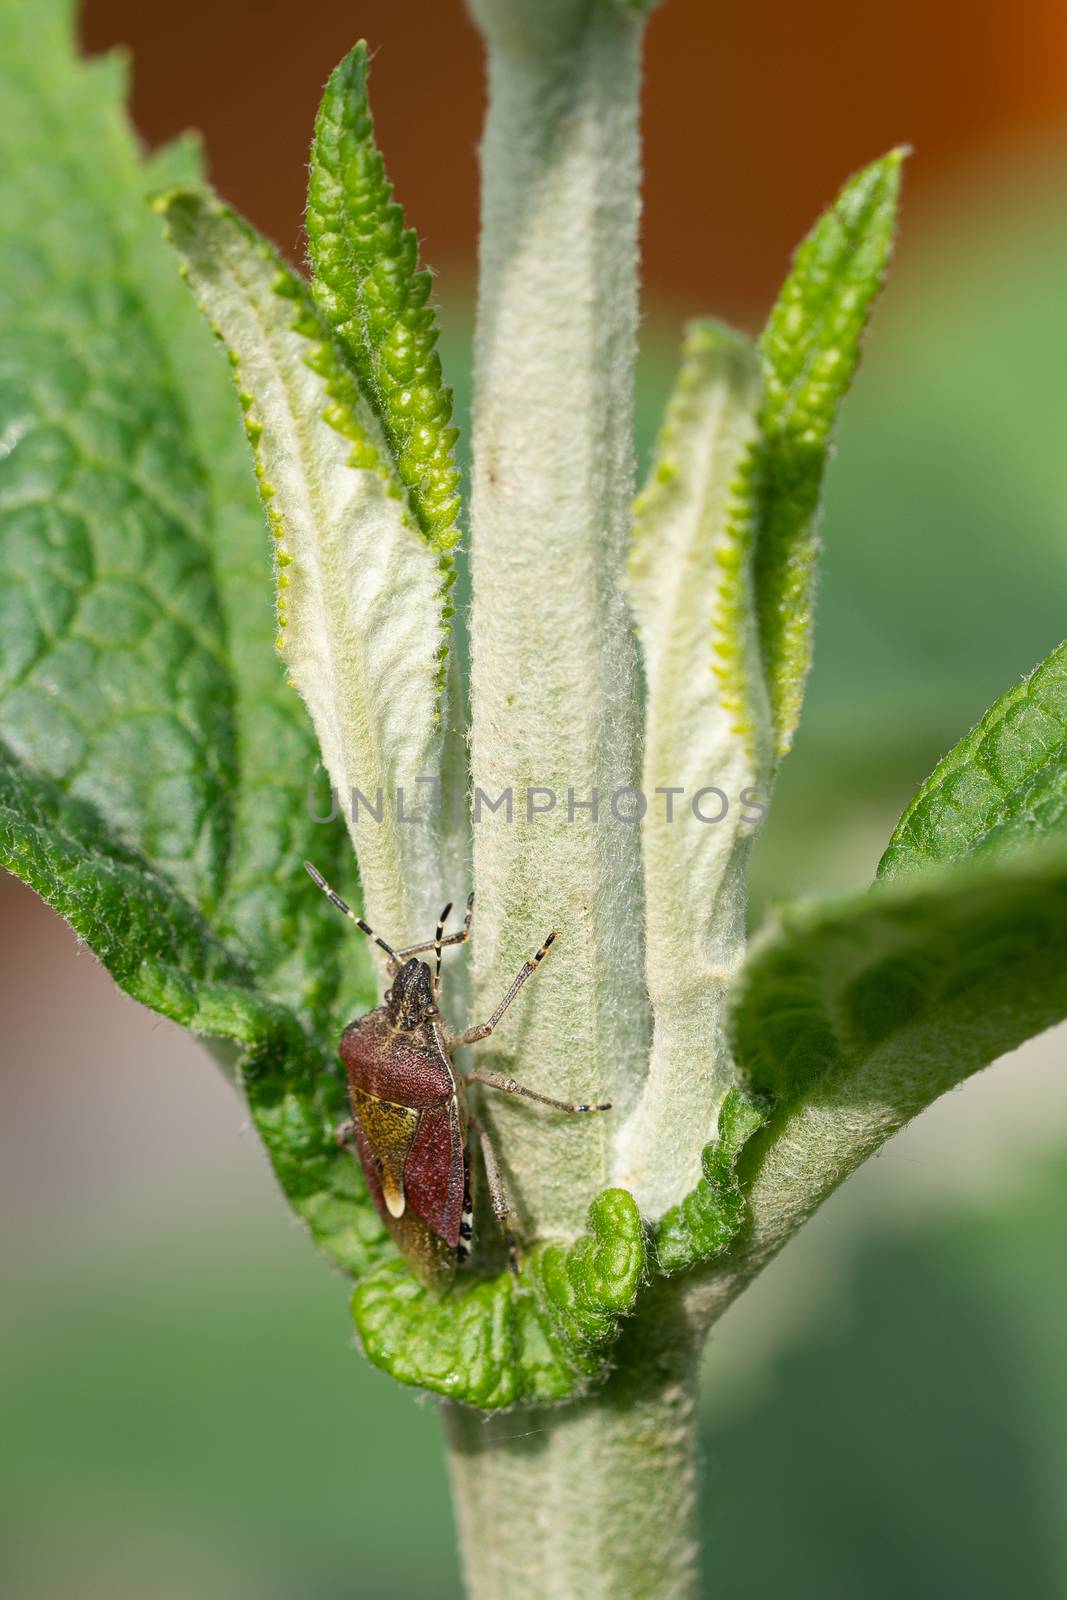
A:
[712,643,1067,1305]
[0,740,389,1279]
[352,1189,645,1408]
[653,1089,767,1275]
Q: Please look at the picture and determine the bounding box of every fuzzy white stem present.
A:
[464,0,650,1236]
[443,1316,702,1600]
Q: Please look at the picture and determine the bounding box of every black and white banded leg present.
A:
[452,927,559,1048]
[457,1160,474,1264]
[464,1070,611,1114]
[393,891,475,964]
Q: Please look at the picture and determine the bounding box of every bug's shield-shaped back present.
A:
[352,1089,418,1218]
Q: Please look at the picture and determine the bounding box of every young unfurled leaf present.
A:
[352,1189,645,1407]
[753,150,904,760]
[879,640,1067,878]
[616,322,766,1217]
[619,161,901,1220]
[306,42,461,553]
[158,187,459,948]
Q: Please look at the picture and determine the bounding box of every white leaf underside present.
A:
[158,189,454,951]
[614,321,771,1217]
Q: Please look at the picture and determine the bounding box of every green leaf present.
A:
[156,183,460,950]
[0,0,368,1028]
[738,645,1067,1118]
[137,142,373,1026]
[352,1189,645,1408]
[0,0,387,1272]
[753,149,904,760]
[0,87,229,913]
[734,851,1067,1113]
[306,42,461,553]
[653,1089,767,1274]
[707,644,1067,1310]
[717,847,1067,1304]
[879,640,1067,878]
[1,10,637,1415]
[617,320,767,1217]
[2,737,266,1038]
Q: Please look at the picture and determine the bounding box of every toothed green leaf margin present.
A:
[652,1089,768,1274]
[752,149,904,759]
[306,41,462,552]
[878,640,1067,878]
[352,1189,645,1408]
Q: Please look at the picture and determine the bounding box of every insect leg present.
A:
[431,901,453,997]
[468,1111,519,1275]
[464,1070,611,1114]
[304,861,400,969]
[451,928,557,1047]
[393,892,475,960]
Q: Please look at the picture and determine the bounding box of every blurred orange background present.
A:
[81,0,1067,320]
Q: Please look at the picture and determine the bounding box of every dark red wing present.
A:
[404,1102,466,1248]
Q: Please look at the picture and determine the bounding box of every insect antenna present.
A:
[303,861,399,968]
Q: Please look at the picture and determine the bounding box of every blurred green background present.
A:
[3,1,1067,1596]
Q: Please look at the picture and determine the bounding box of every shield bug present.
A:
[305,862,610,1289]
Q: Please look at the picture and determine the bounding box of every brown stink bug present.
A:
[305,862,610,1289]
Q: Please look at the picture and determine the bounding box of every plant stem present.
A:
[465,0,650,1237]
[442,1314,702,1600]
[447,10,686,1596]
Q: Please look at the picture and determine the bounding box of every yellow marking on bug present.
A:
[352,1090,420,1220]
